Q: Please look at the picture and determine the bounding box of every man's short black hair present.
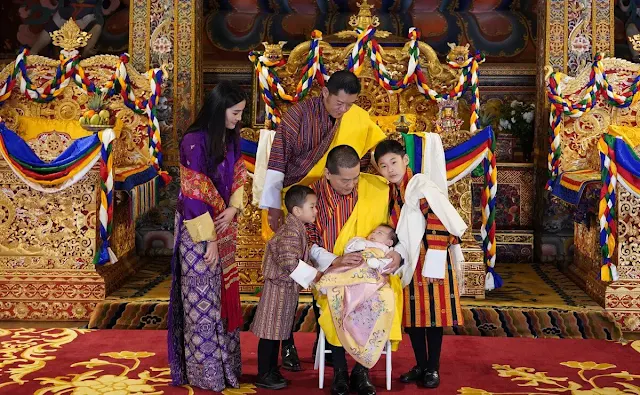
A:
[373,139,406,163]
[326,70,361,95]
[379,224,399,246]
[326,145,360,175]
[284,185,315,213]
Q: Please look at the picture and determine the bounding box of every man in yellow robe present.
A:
[257,70,386,370]
[296,145,402,395]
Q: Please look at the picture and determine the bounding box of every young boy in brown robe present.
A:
[251,185,320,389]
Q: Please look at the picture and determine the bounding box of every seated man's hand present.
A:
[332,252,363,268]
[384,250,402,272]
[314,272,323,283]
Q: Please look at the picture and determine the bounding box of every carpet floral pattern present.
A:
[1,329,639,394]
[0,328,256,395]
[460,344,640,394]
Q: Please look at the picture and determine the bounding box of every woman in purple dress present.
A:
[168,81,247,391]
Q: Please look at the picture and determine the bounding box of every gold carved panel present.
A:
[616,188,640,280]
[557,59,640,173]
[0,163,98,268]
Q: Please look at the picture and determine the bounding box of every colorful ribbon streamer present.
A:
[249,27,485,133]
[0,122,118,265]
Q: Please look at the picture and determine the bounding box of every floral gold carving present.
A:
[50,19,90,52]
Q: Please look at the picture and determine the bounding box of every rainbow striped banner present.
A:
[241,138,258,174]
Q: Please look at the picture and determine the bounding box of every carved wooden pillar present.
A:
[129,0,202,167]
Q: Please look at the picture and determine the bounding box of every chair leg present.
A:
[386,340,392,391]
[314,337,321,370]
[319,329,326,389]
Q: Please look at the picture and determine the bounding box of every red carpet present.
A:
[1,328,639,394]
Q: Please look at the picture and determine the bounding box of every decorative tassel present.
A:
[485,267,503,291]
[601,264,612,282]
[485,271,495,291]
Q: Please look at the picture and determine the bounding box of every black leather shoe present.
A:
[400,365,424,383]
[273,368,291,384]
[350,366,376,395]
[281,344,303,371]
[331,368,349,395]
[255,370,287,390]
[422,370,441,388]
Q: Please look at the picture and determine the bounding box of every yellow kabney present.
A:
[261,105,386,240]
[315,173,403,367]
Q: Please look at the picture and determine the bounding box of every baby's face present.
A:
[367,226,394,247]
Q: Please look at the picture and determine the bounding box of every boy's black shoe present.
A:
[350,366,376,395]
[422,370,440,388]
[399,365,424,383]
[282,344,303,371]
[255,370,287,390]
[331,368,349,395]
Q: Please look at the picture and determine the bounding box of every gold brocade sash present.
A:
[315,174,403,361]
[261,105,385,240]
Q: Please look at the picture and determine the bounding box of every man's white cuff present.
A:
[259,170,284,209]
[311,244,337,272]
[290,260,318,288]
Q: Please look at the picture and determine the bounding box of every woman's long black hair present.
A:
[183,81,246,164]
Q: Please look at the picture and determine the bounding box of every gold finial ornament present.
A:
[349,0,379,30]
[336,0,391,38]
[50,19,91,52]
[629,34,640,52]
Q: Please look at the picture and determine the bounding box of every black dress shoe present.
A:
[400,365,424,383]
[255,370,287,390]
[281,344,303,371]
[273,368,291,384]
[422,370,441,388]
[331,368,349,395]
[350,367,376,395]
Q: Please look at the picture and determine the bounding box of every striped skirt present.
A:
[403,250,464,328]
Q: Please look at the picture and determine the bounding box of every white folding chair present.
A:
[314,327,392,390]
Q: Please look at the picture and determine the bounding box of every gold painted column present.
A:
[129,0,202,166]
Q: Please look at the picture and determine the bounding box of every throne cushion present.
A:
[17,115,92,141]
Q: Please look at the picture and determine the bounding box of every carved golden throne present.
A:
[547,58,640,333]
[237,6,487,299]
[0,21,162,321]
